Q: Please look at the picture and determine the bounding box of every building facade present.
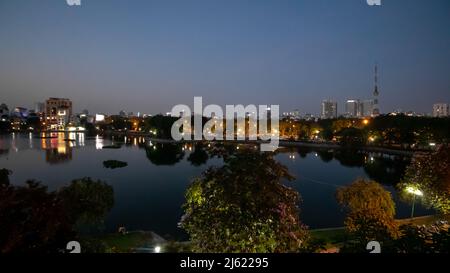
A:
[45,98,73,130]
[321,100,337,119]
[345,100,359,118]
[359,100,374,118]
[433,103,449,117]
[34,102,45,114]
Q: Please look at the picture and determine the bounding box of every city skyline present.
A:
[1,0,449,115]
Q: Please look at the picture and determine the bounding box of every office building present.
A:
[345,100,359,118]
[433,103,449,117]
[45,98,73,130]
[321,100,337,119]
[34,102,45,114]
[359,100,374,118]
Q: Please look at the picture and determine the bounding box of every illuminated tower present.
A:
[372,64,380,116]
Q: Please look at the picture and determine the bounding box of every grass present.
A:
[396,214,450,226]
[310,228,347,244]
[98,232,154,253]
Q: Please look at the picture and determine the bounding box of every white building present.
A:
[345,100,359,118]
[433,103,449,117]
[45,98,73,130]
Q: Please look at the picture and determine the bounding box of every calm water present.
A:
[0,133,431,240]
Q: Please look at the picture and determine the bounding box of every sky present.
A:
[0,0,449,115]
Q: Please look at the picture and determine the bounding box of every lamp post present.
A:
[406,186,423,219]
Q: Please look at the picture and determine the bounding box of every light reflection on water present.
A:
[0,133,432,240]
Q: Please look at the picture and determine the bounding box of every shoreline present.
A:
[4,131,424,156]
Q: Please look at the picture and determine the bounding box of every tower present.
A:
[372,64,380,116]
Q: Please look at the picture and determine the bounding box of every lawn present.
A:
[98,231,154,253]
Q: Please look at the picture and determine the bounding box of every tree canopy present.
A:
[180,150,311,253]
[336,179,398,251]
[399,145,450,214]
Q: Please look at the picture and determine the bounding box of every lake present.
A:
[0,132,431,240]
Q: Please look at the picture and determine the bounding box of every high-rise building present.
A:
[45,98,73,130]
[345,100,359,118]
[321,100,337,119]
[34,102,45,114]
[433,103,449,117]
[359,100,374,117]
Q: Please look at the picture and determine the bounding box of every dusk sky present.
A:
[0,0,449,115]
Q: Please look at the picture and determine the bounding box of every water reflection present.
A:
[41,133,73,164]
[0,134,422,237]
[145,143,185,166]
[187,144,209,166]
[0,134,411,186]
[276,147,410,186]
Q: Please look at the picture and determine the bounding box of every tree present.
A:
[58,177,114,232]
[399,145,450,214]
[393,222,450,253]
[0,180,74,253]
[0,169,12,186]
[143,115,179,139]
[180,150,311,253]
[145,143,185,165]
[336,179,399,252]
[187,144,209,166]
[0,172,115,253]
[338,127,365,147]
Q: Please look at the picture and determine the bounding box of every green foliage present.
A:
[278,116,450,147]
[336,179,399,251]
[0,170,114,253]
[143,115,179,139]
[58,177,114,232]
[399,145,450,214]
[180,150,311,253]
[338,128,365,147]
[0,180,75,253]
[145,143,185,165]
[393,222,450,253]
[0,168,12,186]
[187,144,209,166]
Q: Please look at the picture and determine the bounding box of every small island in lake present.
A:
[103,160,128,169]
[102,144,122,149]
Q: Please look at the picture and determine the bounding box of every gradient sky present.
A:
[0,0,449,115]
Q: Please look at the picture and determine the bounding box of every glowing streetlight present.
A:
[154,246,161,253]
[405,186,423,218]
[406,186,423,197]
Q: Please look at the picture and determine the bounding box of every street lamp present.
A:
[405,186,423,219]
